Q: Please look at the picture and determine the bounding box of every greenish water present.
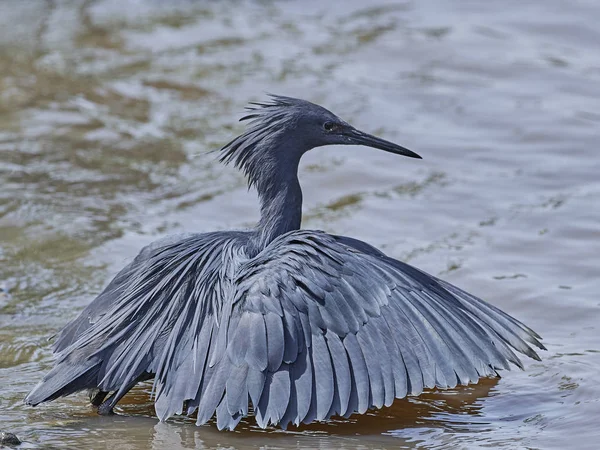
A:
[1,1,599,448]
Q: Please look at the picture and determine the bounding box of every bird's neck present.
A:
[253,160,303,252]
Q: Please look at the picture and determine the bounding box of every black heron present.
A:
[26,95,544,430]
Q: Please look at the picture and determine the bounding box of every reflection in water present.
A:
[1,0,600,448]
[33,379,498,449]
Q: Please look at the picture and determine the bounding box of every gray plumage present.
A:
[25,95,544,430]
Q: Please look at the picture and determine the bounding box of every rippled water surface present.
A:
[1,1,599,448]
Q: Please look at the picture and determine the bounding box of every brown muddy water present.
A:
[1,1,599,449]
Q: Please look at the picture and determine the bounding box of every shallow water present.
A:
[1,0,599,448]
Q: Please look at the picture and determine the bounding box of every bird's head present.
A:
[220,94,420,186]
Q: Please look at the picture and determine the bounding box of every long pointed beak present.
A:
[346,128,421,159]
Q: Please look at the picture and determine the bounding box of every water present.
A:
[1,1,599,448]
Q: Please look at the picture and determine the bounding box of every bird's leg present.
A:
[90,390,109,407]
[97,380,139,416]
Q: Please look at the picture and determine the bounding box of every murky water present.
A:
[1,0,599,448]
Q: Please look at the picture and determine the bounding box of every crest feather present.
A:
[219,95,310,187]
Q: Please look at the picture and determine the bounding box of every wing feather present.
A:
[369,316,396,407]
[343,332,371,414]
[356,326,385,409]
[265,312,285,372]
[325,332,351,416]
[290,347,312,424]
[311,332,335,420]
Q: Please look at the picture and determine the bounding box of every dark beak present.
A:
[345,128,421,159]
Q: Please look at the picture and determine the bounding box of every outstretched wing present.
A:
[53,233,199,353]
[201,230,543,430]
[27,228,543,431]
[25,231,247,409]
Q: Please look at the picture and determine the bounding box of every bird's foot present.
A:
[98,398,116,416]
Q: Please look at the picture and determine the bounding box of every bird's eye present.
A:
[323,121,335,132]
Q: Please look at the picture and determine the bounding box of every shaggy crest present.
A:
[219,95,316,187]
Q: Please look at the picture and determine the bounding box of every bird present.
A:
[26,94,544,430]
